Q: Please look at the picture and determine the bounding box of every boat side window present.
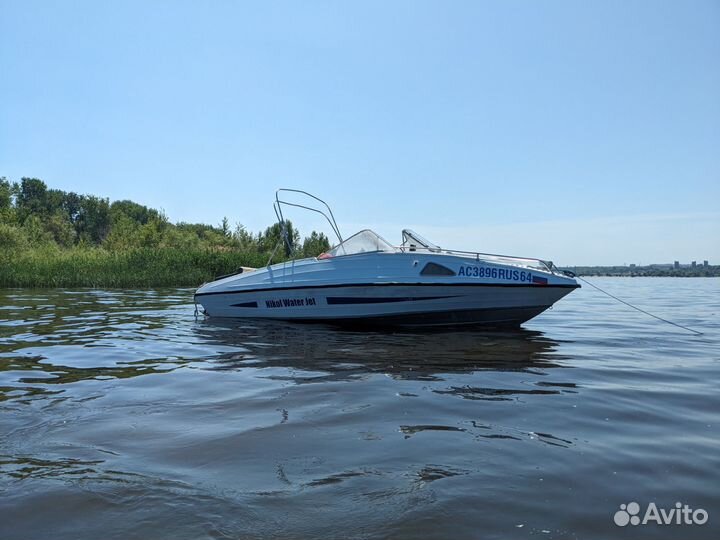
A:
[420,262,456,276]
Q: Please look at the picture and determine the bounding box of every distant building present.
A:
[691,261,697,267]
[629,264,636,268]
[674,261,680,269]
[704,260,709,267]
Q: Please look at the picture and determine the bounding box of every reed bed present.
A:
[0,248,271,288]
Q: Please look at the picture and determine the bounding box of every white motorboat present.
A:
[194,190,579,327]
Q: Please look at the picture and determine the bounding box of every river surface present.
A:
[1,278,718,539]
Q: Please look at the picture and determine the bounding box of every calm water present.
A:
[1,278,718,539]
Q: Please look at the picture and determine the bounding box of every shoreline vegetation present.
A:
[1,177,330,288]
[1,177,718,288]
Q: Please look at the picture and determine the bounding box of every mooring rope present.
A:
[576,276,703,336]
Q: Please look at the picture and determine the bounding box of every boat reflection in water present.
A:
[195,317,568,379]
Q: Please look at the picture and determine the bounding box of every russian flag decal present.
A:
[532,275,548,285]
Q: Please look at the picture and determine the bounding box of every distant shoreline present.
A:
[563,266,719,278]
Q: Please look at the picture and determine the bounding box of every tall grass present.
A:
[0,247,273,288]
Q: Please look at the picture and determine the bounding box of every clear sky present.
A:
[1,0,718,265]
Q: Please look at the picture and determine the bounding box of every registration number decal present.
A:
[458,266,533,282]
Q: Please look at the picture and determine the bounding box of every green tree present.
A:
[45,211,77,247]
[76,195,111,244]
[62,191,83,225]
[103,213,141,251]
[0,223,28,249]
[22,214,54,246]
[137,219,164,248]
[176,222,227,246]
[0,178,16,224]
[302,231,331,257]
[258,220,300,256]
[160,226,202,251]
[46,188,67,215]
[111,200,160,225]
[16,177,48,221]
[0,177,12,210]
[233,224,257,251]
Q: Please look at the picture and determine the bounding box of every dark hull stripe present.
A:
[326,295,457,305]
[195,281,579,298]
[230,301,258,308]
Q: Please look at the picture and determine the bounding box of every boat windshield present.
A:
[402,229,442,252]
[325,229,396,257]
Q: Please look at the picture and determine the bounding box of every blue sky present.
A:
[1,0,718,265]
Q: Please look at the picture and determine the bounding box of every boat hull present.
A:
[194,283,577,328]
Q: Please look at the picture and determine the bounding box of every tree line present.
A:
[0,177,331,259]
